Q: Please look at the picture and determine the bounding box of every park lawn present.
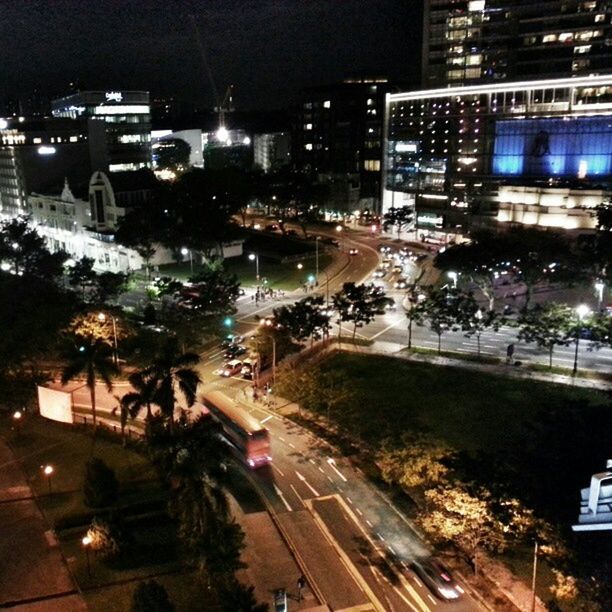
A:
[307,352,610,523]
[223,252,332,290]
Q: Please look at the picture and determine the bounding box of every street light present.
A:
[181,247,193,274]
[42,464,54,494]
[98,312,118,365]
[248,253,260,283]
[315,236,320,280]
[335,224,344,252]
[82,535,92,577]
[447,271,458,288]
[595,280,605,312]
[573,304,591,375]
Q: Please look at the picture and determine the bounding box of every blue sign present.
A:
[492,116,612,178]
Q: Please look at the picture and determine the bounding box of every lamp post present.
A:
[260,318,277,385]
[98,312,118,365]
[530,541,539,612]
[248,253,260,284]
[42,464,54,494]
[181,247,193,275]
[82,535,92,577]
[595,280,605,312]
[12,410,22,433]
[335,224,343,252]
[573,304,591,375]
[315,236,320,280]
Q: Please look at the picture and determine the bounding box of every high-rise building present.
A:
[51,90,152,172]
[293,77,390,212]
[253,132,291,173]
[423,1,611,88]
[0,116,107,218]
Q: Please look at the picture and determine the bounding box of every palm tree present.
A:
[61,335,119,431]
[120,369,158,422]
[145,338,200,433]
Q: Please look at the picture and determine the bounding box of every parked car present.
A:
[394,278,408,290]
[220,359,243,377]
[274,589,287,612]
[224,344,247,359]
[409,558,463,601]
[349,248,359,256]
[373,268,386,278]
[241,358,256,380]
[221,334,244,349]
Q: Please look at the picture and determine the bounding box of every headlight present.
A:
[438,587,459,599]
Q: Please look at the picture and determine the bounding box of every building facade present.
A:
[253,132,291,173]
[383,75,612,237]
[0,116,107,218]
[423,0,611,88]
[51,91,152,172]
[293,78,390,213]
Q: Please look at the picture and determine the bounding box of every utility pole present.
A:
[531,540,539,612]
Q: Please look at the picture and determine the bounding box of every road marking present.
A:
[366,519,373,527]
[413,576,423,587]
[426,593,437,605]
[289,442,296,449]
[309,458,316,465]
[327,475,334,483]
[273,484,293,512]
[327,457,348,482]
[387,545,396,555]
[370,320,403,340]
[356,508,363,516]
[376,532,385,541]
[271,464,285,477]
[346,496,353,504]
[318,466,325,473]
[260,415,273,424]
[295,471,320,497]
[278,436,286,442]
[289,484,306,507]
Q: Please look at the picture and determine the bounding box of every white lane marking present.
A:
[327,476,334,483]
[289,442,296,449]
[273,484,293,512]
[366,519,373,527]
[295,471,320,497]
[413,577,423,587]
[318,467,325,473]
[278,436,286,442]
[271,464,285,477]
[388,545,396,555]
[309,458,316,465]
[289,484,306,507]
[260,415,273,424]
[356,508,363,516]
[327,457,348,482]
[376,532,385,541]
[346,496,353,505]
[427,593,437,605]
[370,320,403,340]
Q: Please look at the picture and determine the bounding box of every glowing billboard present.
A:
[492,116,612,178]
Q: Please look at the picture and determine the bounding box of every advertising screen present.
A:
[492,116,612,178]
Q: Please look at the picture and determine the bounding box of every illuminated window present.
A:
[543,34,557,43]
[574,45,592,54]
[32,137,42,144]
[304,143,313,151]
[323,100,331,109]
[594,14,605,22]
[558,33,574,43]
[69,136,78,143]
[304,123,313,130]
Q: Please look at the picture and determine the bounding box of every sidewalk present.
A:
[0,440,86,611]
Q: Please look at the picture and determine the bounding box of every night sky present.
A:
[0,0,422,111]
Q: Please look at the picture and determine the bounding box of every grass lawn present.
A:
[298,352,610,524]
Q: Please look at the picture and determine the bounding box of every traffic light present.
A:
[223,316,233,328]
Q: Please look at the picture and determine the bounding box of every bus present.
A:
[202,391,271,468]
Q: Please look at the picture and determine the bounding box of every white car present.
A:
[394,278,408,290]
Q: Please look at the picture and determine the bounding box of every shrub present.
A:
[83,458,119,508]
[131,579,174,612]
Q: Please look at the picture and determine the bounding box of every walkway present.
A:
[0,441,86,611]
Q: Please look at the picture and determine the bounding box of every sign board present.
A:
[105,91,123,102]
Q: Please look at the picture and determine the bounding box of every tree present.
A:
[434,231,504,311]
[61,335,119,430]
[91,271,129,305]
[406,288,427,350]
[418,486,534,573]
[154,138,191,171]
[273,295,331,345]
[383,206,414,240]
[417,288,462,354]
[132,580,175,612]
[120,369,160,441]
[86,514,131,561]
[68,256,98,301]
[456,291,503,356]
[83,458,119,508]
[185,266,241,317]
[377,434,455,493]
[143,338,200,432]
[517,304,575,369]
[333,282,392,341]
[217,580,268,612]
[68,309,131,347]
[0,216,67,278]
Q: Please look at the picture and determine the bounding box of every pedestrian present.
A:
[506,342,515,364]
[297,576,306,601]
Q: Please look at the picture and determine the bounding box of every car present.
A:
[410,558,463,601]
[274,589,287,612]
[220,359,243,377]
[392,264,404,274]
[349,248,359,256]
[221,334,244,349]
[380,258,392,269]
[241,358,256,379]
[384,300,397,311]
[378,244,391,253]
[394,278,408,289]
[373,268,386,278]
[264,223,279,232]
[286,229,299,237]
[224,344,247,359]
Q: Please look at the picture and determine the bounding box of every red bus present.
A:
[202,391,271,468]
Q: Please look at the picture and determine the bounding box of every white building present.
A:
[253,132,291,172]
